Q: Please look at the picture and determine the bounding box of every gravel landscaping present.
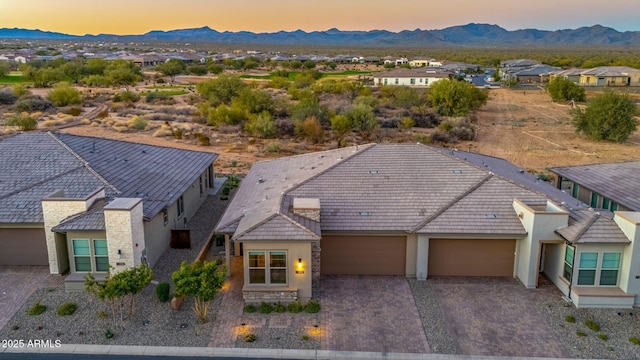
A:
[235,314,321,350]
[0,190,229,347]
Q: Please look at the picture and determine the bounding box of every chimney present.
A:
[293,198,321,222]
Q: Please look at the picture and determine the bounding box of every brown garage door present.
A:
[428,238,515,277]
[321,235,406,275]
[0,228,48,266]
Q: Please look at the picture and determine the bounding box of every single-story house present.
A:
[577,66,640,87]
[372,68,452,87]
[0,132,217,290]
[551,162,640,212]
[215,144,640,308]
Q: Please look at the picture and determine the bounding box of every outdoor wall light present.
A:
[297,258,303,269]
[117,249,122,259]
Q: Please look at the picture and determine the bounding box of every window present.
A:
[590,192,599,208]
[199,176,203,196]
[410,78,415,85]
[384,78,387,85]
[603,197,619,212]
[563,246,574,282]
[177,195,184,218]
[73,239,91,272]
[73,239,109,272]
[395,78,399,84]
[248,251,287,285]
[93,240,109,272]
[571,183,580,198]
[577,251,621,286]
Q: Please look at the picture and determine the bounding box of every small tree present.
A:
[156,59,186,83]
[244,111,276,138]
[330,114,352,145]
[172,260,226,323]
[85,264,153,324]
[573,90,639,142]
[47,82,82,106]
[547,77,586,103]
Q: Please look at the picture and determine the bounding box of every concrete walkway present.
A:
[1,344,595,359]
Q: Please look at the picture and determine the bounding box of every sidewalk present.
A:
[1,344,590,360]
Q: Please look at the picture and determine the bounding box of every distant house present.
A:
[0,133,217,291]
[546,68,586,83]
[551,162,640,212]
[372,68,451,86]
[501,63,560,84]
[409,59,430,67]
[578,66,640,87]
[215,144,640,308]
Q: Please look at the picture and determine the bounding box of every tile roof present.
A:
[53,199,107,232]
[550,162,640,212]
[218,143,561,239]
[372,68,451,79]
[556,209,630,244]
[580,66,640,77]
[0,132,217,224]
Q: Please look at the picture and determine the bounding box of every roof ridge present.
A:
[411,173,493,233]
[55,132,218,155]
[47,132,120,194]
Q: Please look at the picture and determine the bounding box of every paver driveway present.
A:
[0,266,64,329]
[430,276,570,358]
[321,275,430,353]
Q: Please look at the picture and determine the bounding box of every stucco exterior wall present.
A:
[242,241,312,301]
[614,212,640,301]
[543,243,569,295]
[405,234,417,278]
[374,76,446,87]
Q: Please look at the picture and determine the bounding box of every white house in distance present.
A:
[373,68,452,86]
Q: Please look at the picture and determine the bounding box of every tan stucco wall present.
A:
[542,243,569,294]
[405,234,417,277]
[242,241,312,301]
[614,212,640,302]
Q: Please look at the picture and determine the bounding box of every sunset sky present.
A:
[1,0,639,35]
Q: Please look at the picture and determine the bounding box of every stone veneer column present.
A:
[311,240,321,295]
[41,189,105,274]
[104,198,145,273]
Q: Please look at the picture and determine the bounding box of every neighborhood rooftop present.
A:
[0,132,218,225]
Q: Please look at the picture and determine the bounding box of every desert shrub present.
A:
[28,301,46,316]
[304,300,321,313]
[287,301,303,313]
[576,330,587,337]
[547,77,586,103]
[196,133,210,146]
[630,336,640,345]
[156,78,165,84]
[412,111,440,128]
[0,90,17,105]
[127,116,148,130]
[152,128,173,137]
[173,128,183,139]
[397,117,415,130]
[414,133,431,144]
[295,116,324,144]
[12,84,30,97]
[98,310,107,319]
[585,319,600,332]
[6,113,38,131]
[354,95,379,109]
[268,76,290,89]
[301,335,310,341]
[14,96,54,112]
[573,90,639,142]
[274,302,286,313]
[598,334,609,341]
[380,117,399,129]
[80,119,91,125]
[222,186,230,196]
[290,97,329,125]
[105,329,114,339]
[113,90,140,103]
[66,107,82,116]
[275,118,295,136]
[244,333,256,342]
[265,140,282,153]
[565,315,576,323]
[244,112,276,138]
[207,104,246,126]
[429,130,452,144]
[188,65,208,76]
[244,304,257,313]
[344,103,377,132]
[258,302,273,314]
[156,283,170,302]
[47,82,82,107]
[57,302,77,316]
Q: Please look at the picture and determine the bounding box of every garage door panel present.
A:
[0,228,48,266]
[321,235,405,275]
[428,238,515,277]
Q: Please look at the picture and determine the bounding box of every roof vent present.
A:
[358,211,372,216]
[452,169,463,174]
[368,170,379,174]
[257,177,265,183]
[484,214,498,219]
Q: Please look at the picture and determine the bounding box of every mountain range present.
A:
[2,23,640,47]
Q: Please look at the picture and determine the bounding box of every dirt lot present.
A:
[22,86,640,175]
[469,89,640,173]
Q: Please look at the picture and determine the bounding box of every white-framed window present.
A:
[577,251,621,286]
[563,245,574,282]
[177,195,184,218]
[248,251,287,285]
[72,239,109,272]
